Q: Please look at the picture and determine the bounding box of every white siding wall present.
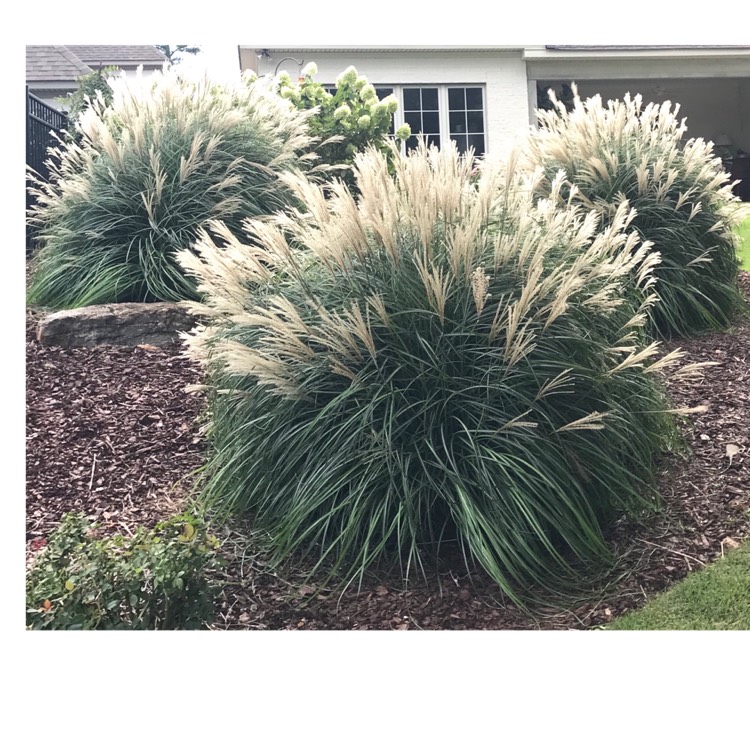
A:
[255,50,532,155]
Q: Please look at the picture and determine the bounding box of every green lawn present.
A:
[607,542,750,630]
[738,214,750,271]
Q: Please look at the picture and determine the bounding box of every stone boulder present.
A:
[36,302,199,348]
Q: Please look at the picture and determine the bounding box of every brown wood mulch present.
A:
[25,274,750,629]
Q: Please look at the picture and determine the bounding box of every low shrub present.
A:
[27,67,314,308]
[179,141,693,604]
[524,87,746,338]
[26,512,221,630]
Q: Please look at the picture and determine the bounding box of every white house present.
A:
[238,45,750,197]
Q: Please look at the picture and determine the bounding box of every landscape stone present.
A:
[36,302,199,348]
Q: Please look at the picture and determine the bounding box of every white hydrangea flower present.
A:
[336,66,358,87]
[301,62,318,77]
[359,83,376,101]
[334,104,351,120]
[357,115,371,128]
[381,94,399,114]
[395,124,412,140]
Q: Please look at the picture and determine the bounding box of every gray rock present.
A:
[36,302,199,348]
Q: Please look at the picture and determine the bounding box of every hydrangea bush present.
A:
[275,63,410,188]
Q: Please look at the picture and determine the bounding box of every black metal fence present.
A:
[26,86,68,249]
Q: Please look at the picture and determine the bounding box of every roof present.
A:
[26,45,167,84]
[26,45,92,81]
[247,46,525,54]
[67,45,167,64]
[243,44,750,59]
[545,45,750,51]
[528,45,750,60]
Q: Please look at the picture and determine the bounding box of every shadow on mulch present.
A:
[25,275,750,630]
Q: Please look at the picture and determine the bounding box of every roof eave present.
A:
[242,45,527,54]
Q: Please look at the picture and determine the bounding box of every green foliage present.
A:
[155,45,201,64]
[27,67,314,309]
[180,142,683,605]
[58,66,119,124]
[275,64,410,188]
[26,512,222,630]
[526,87,746,338]
[608,542,750,630]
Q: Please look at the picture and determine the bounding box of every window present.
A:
[396,85,486,157]
[403,87,441,150]
[447,87,485,156]
[321,83,487,156]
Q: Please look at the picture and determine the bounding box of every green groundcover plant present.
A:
[524,86,746,338]
[26,512,221,630]
[274,63,410,190]
[27,67,314,308]
[179,141,703,604]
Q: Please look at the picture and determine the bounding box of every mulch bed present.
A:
[26,274,750,629]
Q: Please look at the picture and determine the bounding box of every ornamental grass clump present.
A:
[27,67,314,308]
[525,87,746,338]
[180,141,694,604]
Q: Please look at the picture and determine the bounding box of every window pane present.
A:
[426,134,440,148]
[468,133,485,156]
[465,87,483,110]
[404,111,423,130]
[406,135,420,151]
[467,110,484,133]
[448,88,465,110]
[452,134,468,153]
[422,111,440,134]
[421,87,439,110]
[403,88,421,110]
[449,110,466,133]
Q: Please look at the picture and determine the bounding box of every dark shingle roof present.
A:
[67,45,167,64]
[26,46,92,81]
[27,45,167,84]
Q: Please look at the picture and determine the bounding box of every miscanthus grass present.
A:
[180,141,697,605]
[525,87,746,338]
[27,67,314,308]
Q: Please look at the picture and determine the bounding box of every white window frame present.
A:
[385,84,488,156]
[323,83,488,155]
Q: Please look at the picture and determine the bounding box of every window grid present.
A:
[447,86,485,157]
[320,83,487,156]
[402,86,441,151]
[395,84,486,157]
